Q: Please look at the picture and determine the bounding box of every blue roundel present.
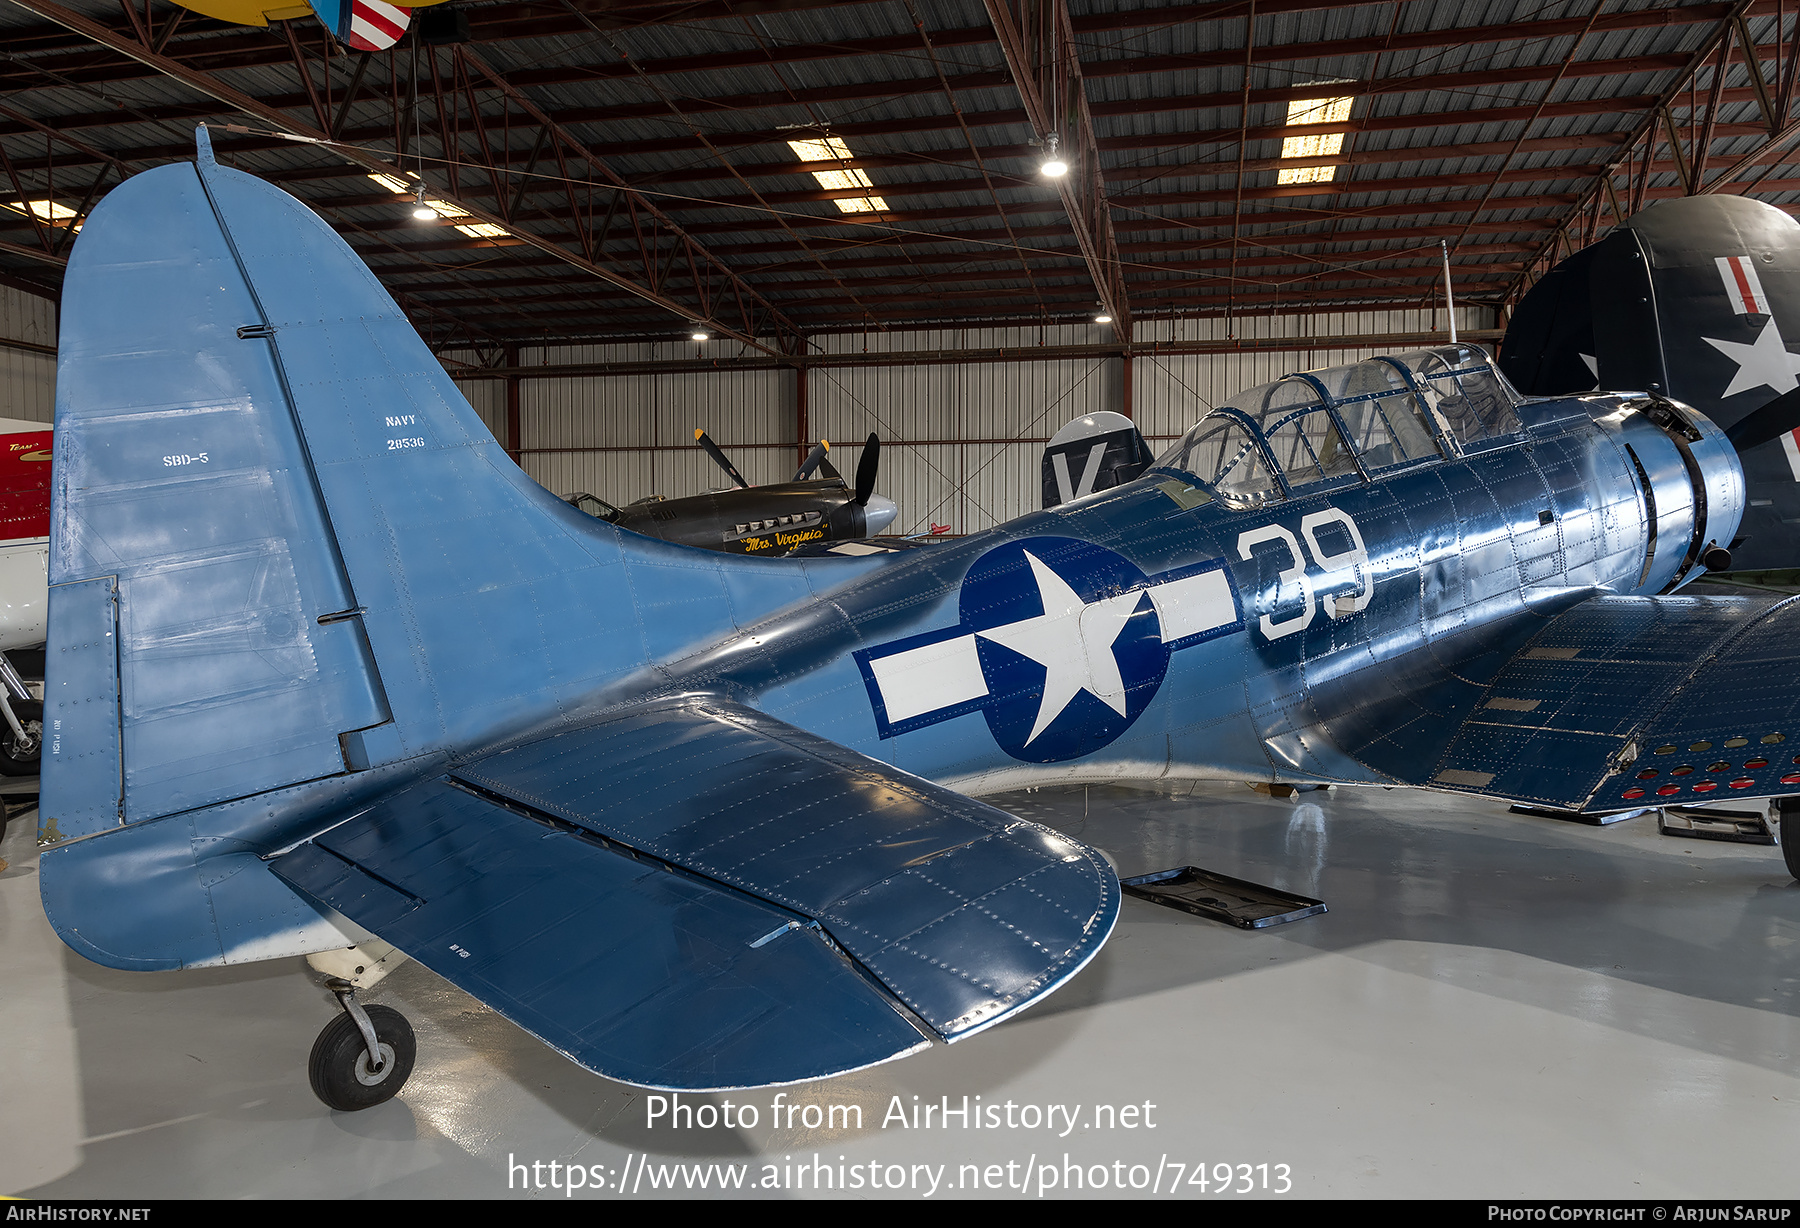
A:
[959,537,1168,763]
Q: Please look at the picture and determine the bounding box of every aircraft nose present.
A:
[863,494,899,535]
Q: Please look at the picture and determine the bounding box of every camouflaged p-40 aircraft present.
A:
[36,131,1800,1112]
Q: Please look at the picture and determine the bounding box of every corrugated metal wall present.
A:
[0,287,57,424]
[19,304,1492,533]
[806,330,1112,535]
[448,307,1493,534]
[447,343,793,506]
[802,309,1486,533]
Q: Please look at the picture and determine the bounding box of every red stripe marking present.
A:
[353,4,408,41]
[1727,256,1761,314]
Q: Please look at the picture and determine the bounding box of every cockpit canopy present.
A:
[1154,345,1527,508]
[564,492,623,523]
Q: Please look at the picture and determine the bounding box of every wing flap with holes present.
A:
[1419,593,1800,810]
[271,698,1118,1090]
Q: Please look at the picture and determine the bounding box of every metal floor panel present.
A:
[4,780,1797,1199]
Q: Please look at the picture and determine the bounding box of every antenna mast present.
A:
[1441,240,1457,344]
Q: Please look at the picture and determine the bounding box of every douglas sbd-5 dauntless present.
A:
[37,133,1800,1111]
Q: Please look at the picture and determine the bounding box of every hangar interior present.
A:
[0,0,1797,1200]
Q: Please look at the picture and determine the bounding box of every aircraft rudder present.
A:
[1041,411,1153,508]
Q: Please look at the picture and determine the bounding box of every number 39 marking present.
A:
[1236,508,1371,641]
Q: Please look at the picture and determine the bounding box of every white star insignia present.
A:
[976,550,1145,745]
[1703,317,1800,399]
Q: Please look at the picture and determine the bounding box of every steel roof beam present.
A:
[1512,0,1763,303]
[1,0,1713,95]
[447,43,806,346]
[0,6,1733,136]
[416,276,1519,327]
[380,245,1537,295]
[0,96,1668,184]
[396,259,1526,315]
[0,84,1670,157]
[1,0,803,355]
[335,52,1692,133]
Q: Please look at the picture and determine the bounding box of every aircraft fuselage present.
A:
[661,392,1744,802]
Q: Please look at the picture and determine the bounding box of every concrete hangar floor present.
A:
[2,777,1795,1200]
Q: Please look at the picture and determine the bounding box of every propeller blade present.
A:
[794,440,829,481]
[819,444,842,482]
[854,433,880,507]
[1726,387,1800,454]
[694,428,750,489]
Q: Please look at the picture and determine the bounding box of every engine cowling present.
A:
[1603,395,1745,594]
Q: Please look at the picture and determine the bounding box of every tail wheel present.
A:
[0,699,43,776]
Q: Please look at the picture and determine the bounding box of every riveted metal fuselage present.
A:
[667,393,1743,796]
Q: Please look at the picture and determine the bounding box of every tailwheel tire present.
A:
[308,1004,415,1112]
[0,699,42,776]
[1783,810,1800,883]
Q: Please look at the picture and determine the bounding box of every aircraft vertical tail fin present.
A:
[1040,411,1153,509]
[1499,194,1800,569]
[45,131,829,841]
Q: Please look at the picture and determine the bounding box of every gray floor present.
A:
[3,779,1797,1200]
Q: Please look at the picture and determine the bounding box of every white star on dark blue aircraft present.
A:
[976,551,1143,745]
[1703,317,1800,398]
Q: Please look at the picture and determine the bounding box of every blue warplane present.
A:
[36,131,1800,1112]
[1500,193,1800,575]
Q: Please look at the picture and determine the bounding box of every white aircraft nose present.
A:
[863,494,899,535]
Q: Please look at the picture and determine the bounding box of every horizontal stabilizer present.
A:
[273,698,1117,1088]
[1423,594,1800,810]
[456,700,1116,1039]
[273,780,928,1090]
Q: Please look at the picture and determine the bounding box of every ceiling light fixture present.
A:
[691,331,710,342]
[1039,133,1068,178]
[1094,313,1112,324]
[411,184,436,222]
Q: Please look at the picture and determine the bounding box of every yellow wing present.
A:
[166,0,455,29]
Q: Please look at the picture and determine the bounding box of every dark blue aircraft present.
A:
[1501,193,1800,574]
[35,131,1800,1112]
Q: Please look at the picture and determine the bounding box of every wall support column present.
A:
[504,343,521,465]
[796,361,809,468]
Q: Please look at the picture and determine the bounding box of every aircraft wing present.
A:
[269,698,1118,1091]
[1421,593,1800,812]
